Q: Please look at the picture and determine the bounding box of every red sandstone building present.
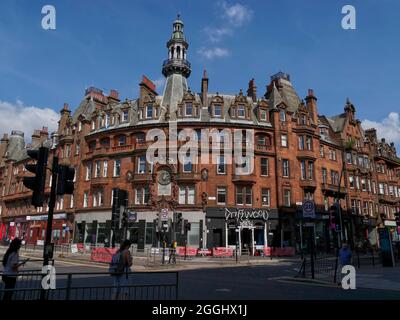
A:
[0,17,399,254]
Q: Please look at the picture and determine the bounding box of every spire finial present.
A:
[177,12,181,20]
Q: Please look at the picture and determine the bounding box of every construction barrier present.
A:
[91,247,118,263]
[175,246,197,256]
[212,247,234,257]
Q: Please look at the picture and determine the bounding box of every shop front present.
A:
[1,217,30,242]
[205,207,279,255]
[295,210,335,255]
[26,213,69,245]
[74,210,204,250]
[384,220,399,244]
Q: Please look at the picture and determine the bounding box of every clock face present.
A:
[158,170,171,185]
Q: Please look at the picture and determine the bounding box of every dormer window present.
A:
[91,120,96,131]
[146,105,153,119]
[259,109,268,122]
[122,110,129,122]
[214,104,222,117]
[279,109,286,122]
[105,113,110,127]
[185,102,193,116]
[300,115,307,125]
[237,105,245,118]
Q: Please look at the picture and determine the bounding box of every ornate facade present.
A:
[0,17,399,253]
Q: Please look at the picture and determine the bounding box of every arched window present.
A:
[176,46,181,59]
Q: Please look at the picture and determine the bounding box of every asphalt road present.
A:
[2,258,399,300]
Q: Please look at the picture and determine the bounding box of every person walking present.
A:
[339,242,353,266]
[109,240,133,300]
[2,238,27,301]
[168,241,177,264]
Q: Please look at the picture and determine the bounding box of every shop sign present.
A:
[160,209,169,222]
[27,213,67,221]
[384,220,397,227]
[9,222,15,227]
[302,200,316,219]
[71,244,78,254]
[225,208,269,221]
[239,220,254,228]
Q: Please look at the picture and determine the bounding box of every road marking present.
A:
[215,288,232,292]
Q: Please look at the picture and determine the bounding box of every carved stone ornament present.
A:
[126,170,133,182]
[201,168,209,181]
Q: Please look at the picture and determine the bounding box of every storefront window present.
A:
[145,222,154,245]
[128,222,139,244]
[254,224,265,246]
[97,223,107,243]
[227,223,237,246]
[187,222,199,247]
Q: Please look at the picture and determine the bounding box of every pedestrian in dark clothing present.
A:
[339,242,352,266]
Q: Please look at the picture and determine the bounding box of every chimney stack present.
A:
[201,69,208,106]
[40,127,49,143]
[31,129,41,146]
[305,88,318,124]
[247,78,257,102]
[109,89,120,102]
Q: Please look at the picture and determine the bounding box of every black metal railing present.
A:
[0,271,179,300]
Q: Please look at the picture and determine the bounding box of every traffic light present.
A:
[23,147,49,207]
[56,165,75,195]
[330,203,341,232]
[111,188,128,230]
[122,210,128,227]
[185,222,191,232]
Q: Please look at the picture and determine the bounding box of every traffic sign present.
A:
[161,208,169,222]
[302,199,316,219]
[128,211,137,222]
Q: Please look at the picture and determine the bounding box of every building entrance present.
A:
[241,228,253,253]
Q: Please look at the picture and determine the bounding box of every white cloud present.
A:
[152,77,165,91]
[0,100,59,142]
[204,27,233,43]
[362,112,400,149]
[198,47,230,60]
[220,1,253,27]
[199,2,253,57]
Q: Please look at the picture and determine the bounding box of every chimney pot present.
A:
[63,103,69,110]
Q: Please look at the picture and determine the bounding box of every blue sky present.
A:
[0,0,399,147]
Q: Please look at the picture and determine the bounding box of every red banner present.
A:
[212,247,233,257]
[176,246,197,256]
[91,247,118,263]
